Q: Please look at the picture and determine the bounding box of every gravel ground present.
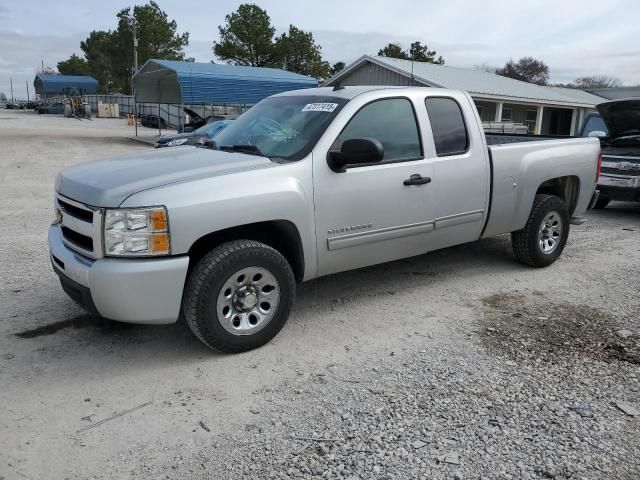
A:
[0,109,639,480]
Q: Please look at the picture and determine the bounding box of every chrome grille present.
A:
[601,157,640,177]
[601,166,640,176]
[55,194,103,259]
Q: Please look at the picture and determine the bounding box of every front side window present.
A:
[214,95,348,161]
[425,97,469,156]
[334,98,422,162]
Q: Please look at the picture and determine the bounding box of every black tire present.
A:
[183,240,295,353]
[511,194,570,268]
[592,194,610,209]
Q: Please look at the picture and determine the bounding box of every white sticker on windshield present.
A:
[301,102,339,113]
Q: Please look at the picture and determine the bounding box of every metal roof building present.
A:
[586,86,640,100]
[34,74,98,97]
[325,55,606,135]
[132,59,318,105]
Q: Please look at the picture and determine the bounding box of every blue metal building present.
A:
[132,59,317,105]
[34,74,98,97]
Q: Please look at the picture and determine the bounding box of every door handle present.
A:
[403,174,432,186]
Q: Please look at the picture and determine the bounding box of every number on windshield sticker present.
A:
[301,103,339,113]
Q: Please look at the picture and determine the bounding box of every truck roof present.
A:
[273,85,451,100]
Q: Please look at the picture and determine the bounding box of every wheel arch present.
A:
[187,220,305,282]
[536,175,580,216]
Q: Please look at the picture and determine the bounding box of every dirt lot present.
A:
[0,109,639,480]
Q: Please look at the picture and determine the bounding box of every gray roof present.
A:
[587,86,640,100]
[326,55,604,108]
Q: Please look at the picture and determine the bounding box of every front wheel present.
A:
[511,194,569,268]
[183,240,296,353]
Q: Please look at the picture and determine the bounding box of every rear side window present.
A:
[425,97,469,156]
[337,98,422,162]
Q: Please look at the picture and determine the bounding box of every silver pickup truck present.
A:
[49,86,601,352]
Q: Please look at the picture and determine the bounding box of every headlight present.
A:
[167,138,189,147]
[103,207,170,257]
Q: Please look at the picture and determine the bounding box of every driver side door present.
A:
[313,96,436,276]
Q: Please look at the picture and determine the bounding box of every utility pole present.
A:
[132,17,139,137]
[10,77,13,101]
[133,21,138,73]
[26,80,30,101]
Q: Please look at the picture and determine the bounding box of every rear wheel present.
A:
[511,194,569,268]
[183,240,295,353]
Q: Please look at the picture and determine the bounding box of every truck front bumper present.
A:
[597,174,640,202]
[598,173,640,190]
[48,225,189,324]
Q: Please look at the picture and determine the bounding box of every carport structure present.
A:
[131,59,317,131]
[34,74,98,98]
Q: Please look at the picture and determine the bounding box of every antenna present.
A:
[333,83,344,91]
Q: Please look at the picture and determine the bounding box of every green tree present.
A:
[81,30,117,93]
[378,43,408,60]
[378,42,445,64]
[409,41,444,64]
[272,25,331,79]
[331,61,346,76]
[65,1,188,94]
[111,1,189,92]
[495,57,549,85]
[213,4,276,67]
[57,54,90,76]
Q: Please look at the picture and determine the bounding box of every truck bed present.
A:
[485,133,571,146]
[482,135,600,238]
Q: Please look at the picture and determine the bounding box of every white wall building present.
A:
[324,55,606,136]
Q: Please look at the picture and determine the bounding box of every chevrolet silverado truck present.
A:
[49,86,601,352]
[589,99,640,208]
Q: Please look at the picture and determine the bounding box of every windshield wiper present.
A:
[218,144,266,157]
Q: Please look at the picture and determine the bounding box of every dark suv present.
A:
[587,99,640,208]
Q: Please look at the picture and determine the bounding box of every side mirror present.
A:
[328,138,384,172]
[588,130,607,138]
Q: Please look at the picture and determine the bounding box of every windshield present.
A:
[213,95,348,160]
[581,115,608,137]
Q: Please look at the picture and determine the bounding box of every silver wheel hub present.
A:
[538,211,563,254]
[234,285,258,311]
[216,267,280,336]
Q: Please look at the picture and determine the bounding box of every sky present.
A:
[1,0,639,99]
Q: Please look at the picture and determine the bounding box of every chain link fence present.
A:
[38,94,250,130]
